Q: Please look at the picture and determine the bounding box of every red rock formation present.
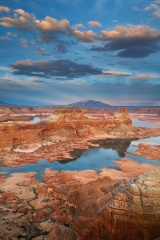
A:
[0,167,160,239]
[0,107,133,150]
[47,169,160,240]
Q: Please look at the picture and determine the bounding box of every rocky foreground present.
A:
[0,169,160,240]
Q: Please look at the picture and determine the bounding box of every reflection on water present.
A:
[89,138,135,158]
[30,117,44,124]
[0,137,159,181]
[132,118,160,128]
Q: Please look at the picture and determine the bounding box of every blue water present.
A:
[132,118,160,128]
[131,136,160,146]
[30,117,44,123]
[0,136,159,181]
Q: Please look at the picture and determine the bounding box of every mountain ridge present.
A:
[0,100,10,106]
[67,100,111,107]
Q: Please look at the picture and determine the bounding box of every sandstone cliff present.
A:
[0,107,134,150]
[47,169,160,240]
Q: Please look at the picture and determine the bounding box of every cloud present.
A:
[55,40,68,53]
[88,21,102,27]
[0,9,34,32]
[33,17,70,32]
[10,59,102,79]
[0,6,10,12]
[102,70,131,77]
[100,25,160,39]
[144,4,159,11]
[0,9,97,42]
[132,73,160,79]
[73,29,97,42]
[10,59,160,81]
[33,16,97,43]
[20,38,34,48]
[102,70,160,79]
[91,25,160,58]
[0,31,17,40]
[74,23,84,28]
[144,2,160,18]
[118,47,159,58]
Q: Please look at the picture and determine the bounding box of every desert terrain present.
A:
[0,106,160,240]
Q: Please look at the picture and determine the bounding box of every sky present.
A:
[0,0,160,106]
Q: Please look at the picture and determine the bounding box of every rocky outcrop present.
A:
[44,107,133,136]
[130,143,160,161]
[107,107,133,130]
[47,169,160,240]
[0,107,134,150]
[0,167,160,239]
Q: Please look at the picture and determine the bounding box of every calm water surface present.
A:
[0,137,159,181]
[30,117,45,123]
[131,118,160,128]
[0,119,159,181]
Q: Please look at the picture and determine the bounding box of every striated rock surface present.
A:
[0,169,160,239]
[48,169,160,240]
[0,107,133,151]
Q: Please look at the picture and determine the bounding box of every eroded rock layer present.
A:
[47,169,160,240]
[0,169,160,240]
[0,107,132,150]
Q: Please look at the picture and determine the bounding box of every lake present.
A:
[131,118,160,128]
[30,117,45,123]
[0,136,159,181]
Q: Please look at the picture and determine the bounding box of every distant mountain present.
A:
[68,100,111,107]
[0,100,9,106]
[0,100,16,106]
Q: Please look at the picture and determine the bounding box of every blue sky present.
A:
[0,0,160,106]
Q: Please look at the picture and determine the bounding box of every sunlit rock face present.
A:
[45,107,132,131]
[108,107,132,126]
[48,169,160,240]
[42,107,134,139]
[0,107,134,151]
[45,107,88,123]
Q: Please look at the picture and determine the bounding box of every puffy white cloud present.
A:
[0,6,10,12]
[144,3,159,11]
[88,21,102,27]
[34,17,70,31]
[0,9,34,31]
[74,23,84,28]
[73,29,97,42]
[100,25,160,40]
[144,2,160,18]
[33,16,97,42]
